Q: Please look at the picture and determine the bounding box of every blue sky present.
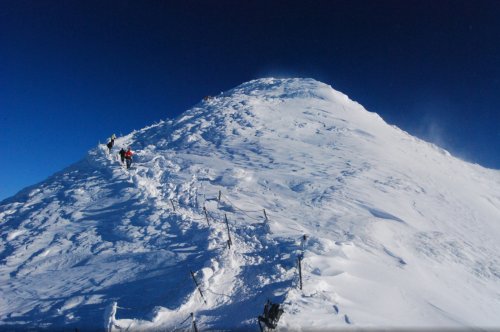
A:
[1,0,499,201]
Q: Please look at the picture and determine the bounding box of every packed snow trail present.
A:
[1,78,500,330]
[102,141,306,331]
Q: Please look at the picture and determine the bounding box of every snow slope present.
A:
[1,78,499,330]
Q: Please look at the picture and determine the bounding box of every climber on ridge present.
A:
[124,146,133,169]
[106,134,116,153]
[118,147,126,165]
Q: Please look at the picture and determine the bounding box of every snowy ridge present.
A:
[1,78,500,330]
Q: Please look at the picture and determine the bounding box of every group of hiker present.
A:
[106,134,133,169]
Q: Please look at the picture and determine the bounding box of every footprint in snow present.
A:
[344,314,352,324]
[333,305,339,314]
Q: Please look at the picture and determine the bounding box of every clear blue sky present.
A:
[1,0,499,201]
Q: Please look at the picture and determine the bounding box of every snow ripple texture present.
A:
[1,78,499,330]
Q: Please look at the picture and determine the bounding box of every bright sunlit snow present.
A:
[1,78,499,330]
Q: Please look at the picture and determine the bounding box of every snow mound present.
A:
[1,78,499,330]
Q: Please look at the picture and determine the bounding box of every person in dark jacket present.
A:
[106,134,116,153]
[124,147,133,169]
[118,148,126,164]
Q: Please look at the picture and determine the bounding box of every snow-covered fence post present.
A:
[203,206,211,226]
[190,270,207,304]
[104,301,118,332]
[297,256,303,290]
[217,190,222,208]
[301,234,307,252]
[170,199,176,212]
[191,312,199,332]
[224,214,233,249]
[263,209,268,223]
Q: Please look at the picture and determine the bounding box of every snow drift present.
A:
[1,78,499,330]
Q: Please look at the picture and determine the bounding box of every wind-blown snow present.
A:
[1,78,499,330]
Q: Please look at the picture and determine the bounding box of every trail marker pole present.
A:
[190,270,207,304]
[224,214,233,249]
[203,206,211,226]
[191,312,199,332]
[298,256,303,290]
[170,199,176,212]
[218,190,222,203]
[263,209,268,223]
[301,234,307,252]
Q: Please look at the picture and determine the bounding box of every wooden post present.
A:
[298,256,303,290]
[203,206,211,226]
[191,312,199,332]
[218,190,222,203]
[190,270,207,304]
[224,214,232,249]
[301,234,307,252]
[170,199,176,212]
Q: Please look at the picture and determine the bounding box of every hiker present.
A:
[106,134,116,153]
[118,148,126,164]
[124,147,133,169]
[258,300,283,331]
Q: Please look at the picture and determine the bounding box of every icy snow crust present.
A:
[1,78,500,330]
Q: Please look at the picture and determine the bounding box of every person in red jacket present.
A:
[124,147,133,169]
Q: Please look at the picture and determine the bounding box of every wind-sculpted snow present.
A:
[1,78,499,330]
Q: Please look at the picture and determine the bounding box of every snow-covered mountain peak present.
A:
[1,78,499,330]
[223,77,346,102]
[132,77,384,153]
